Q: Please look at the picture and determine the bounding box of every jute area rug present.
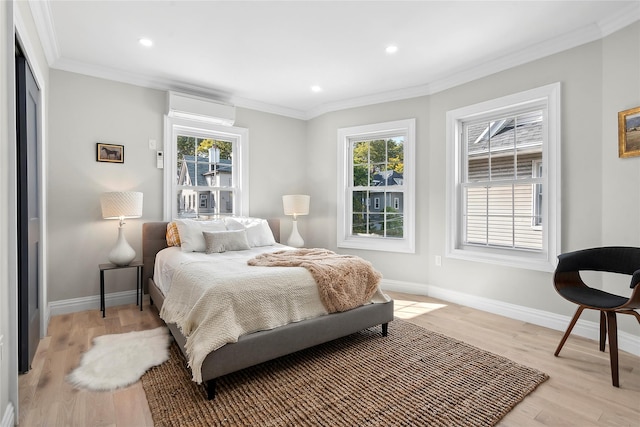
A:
[141,320,548,426]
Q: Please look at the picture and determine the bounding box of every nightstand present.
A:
[98,260,143,317]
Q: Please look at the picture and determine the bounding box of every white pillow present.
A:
[175,219,227,252]
[224,217,276,247]
[203,230,251,253]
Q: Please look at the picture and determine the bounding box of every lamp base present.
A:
[109,225,136,266]
[287,219,304,248]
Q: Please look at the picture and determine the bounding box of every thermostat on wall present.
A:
[156,150,164,169]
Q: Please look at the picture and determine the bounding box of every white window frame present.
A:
[337,118,416,253]
[163,116,249,220]
[532,159,543,228]
[445,83,561,272]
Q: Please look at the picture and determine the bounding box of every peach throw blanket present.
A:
[248,248,382,313]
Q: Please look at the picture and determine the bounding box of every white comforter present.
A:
[155,246,389,383]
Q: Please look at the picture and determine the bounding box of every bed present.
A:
[142,219,394,399]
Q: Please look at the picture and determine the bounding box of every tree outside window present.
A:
[338,119,415,253]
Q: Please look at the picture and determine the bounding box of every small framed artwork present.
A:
[618,106,640,158]
[97,143,124,163]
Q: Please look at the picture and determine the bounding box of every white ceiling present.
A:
[28,1,640,119]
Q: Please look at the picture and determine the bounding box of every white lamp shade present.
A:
[101,192,143,219]
[282,195,310,216]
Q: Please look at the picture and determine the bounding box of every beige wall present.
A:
[235,107,308,235]
[601,23,640,246]
[48,71,165,301]
[599,23,640,314]
[47,71,307,302]
[305,22,640,336]
[40,14,640,352]
[5,4,638,424]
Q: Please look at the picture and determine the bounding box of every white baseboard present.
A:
[1,403,14,427]
[381,279,640,357]
[48,281,640,357]
[48,290,138,317]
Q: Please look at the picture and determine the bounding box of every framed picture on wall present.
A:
[618,106,640,158]
[96,143,124,163]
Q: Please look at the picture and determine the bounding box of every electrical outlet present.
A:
[435,255,442,266]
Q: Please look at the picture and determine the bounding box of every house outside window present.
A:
[164,116,248,220]
[199,193,208,209]
[446,83,561,271]
[176,137,233,217]
[337,119,415,253]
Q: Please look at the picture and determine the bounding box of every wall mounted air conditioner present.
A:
[166,91,236,126]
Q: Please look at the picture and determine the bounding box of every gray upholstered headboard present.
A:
[142,222,170,287]
[142,219,281,288]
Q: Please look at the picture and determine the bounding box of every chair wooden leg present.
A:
[599,311,607,352]
[606,311,620,387]
[555,306,585,356]
[617,309,640,324]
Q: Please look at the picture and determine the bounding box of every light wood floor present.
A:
[18,291,640,426]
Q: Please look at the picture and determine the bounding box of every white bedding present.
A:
[153,244,292,295]
[154,245,389,383]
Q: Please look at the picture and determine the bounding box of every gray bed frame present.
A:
[142,221,394,399]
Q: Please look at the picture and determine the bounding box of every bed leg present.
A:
[382,322,389,337]
[205,379,217,400]
[149,297,154,306]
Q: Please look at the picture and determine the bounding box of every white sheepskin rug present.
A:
[67,326,171,391]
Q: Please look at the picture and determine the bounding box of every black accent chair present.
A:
[553,246,640,387]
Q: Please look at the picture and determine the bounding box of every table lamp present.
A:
[282,194,310,247]
[100,191,143,266]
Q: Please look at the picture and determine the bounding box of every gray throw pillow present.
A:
[203,230,251,253]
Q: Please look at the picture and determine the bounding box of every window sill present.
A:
[338,236,415,254]
[446,247,556,272]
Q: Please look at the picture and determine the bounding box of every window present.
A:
[164,116,248,220]
[199,193,208,209]
[337,119,415,253]
[446,83,561,271]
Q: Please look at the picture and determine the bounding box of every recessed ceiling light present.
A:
[311,85,322,93]
[139,38,153,47]
[385,45,398,54]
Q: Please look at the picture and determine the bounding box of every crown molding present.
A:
[230,96,308,121]
[29,0,640,121]
[27,0,59,65]
[53,56,234,102]
[302,8,640,119]
[430,22,603,94]
[305,13,636,120]
[304,83,433,120]
[51,56,308,119]
[598,1,640,37]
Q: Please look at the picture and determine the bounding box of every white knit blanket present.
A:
[159,260,328,383]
